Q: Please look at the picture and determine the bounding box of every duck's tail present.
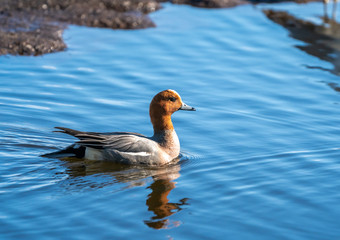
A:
[41,127,86,158]
[54,127,84,137]
[41,144,86,158]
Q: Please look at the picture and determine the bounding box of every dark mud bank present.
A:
[0,0,320,56]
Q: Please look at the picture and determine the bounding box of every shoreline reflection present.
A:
[264,9,340,77]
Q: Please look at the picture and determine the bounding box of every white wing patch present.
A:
[85,146,151,162]
[121,151,151,157]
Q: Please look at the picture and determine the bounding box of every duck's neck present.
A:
[151,114,174,133]
[150,112,180,157]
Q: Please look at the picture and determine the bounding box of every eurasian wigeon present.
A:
[46,90,195,166]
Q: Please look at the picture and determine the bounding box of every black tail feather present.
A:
[41,144,86,159]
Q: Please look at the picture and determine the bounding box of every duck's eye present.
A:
[168,97,176,102]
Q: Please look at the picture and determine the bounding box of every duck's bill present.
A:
[179,102,196,111]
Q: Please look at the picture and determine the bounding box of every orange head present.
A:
[149,90,195,133]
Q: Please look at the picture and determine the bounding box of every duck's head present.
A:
[149,89,195,132]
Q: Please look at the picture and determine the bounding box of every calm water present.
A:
[1,2,340,239]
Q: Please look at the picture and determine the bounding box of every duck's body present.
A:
[46,90,195,166]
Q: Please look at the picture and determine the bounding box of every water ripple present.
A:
[1,2,340,239]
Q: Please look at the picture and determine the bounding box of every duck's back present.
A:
[50,127,174,165]
[84,133,164,165]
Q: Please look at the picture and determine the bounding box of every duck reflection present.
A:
[144,177,189,229]
[59,158,189,229]
[263,8,340,78]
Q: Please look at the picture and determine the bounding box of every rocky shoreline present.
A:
[0,0,320,56]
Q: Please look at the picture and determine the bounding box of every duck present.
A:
[44,89,195,166]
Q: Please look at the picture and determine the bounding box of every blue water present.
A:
[1,2,340,239]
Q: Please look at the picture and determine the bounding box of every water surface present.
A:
[1,2,340,239]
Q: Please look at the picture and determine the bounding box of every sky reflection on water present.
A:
[1,1,340,239]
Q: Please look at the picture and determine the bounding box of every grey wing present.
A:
[78,134,159,164]
[78,134,155,153]
[55,127,162,164]
[54,127,159,163]
[54,127,153,152]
